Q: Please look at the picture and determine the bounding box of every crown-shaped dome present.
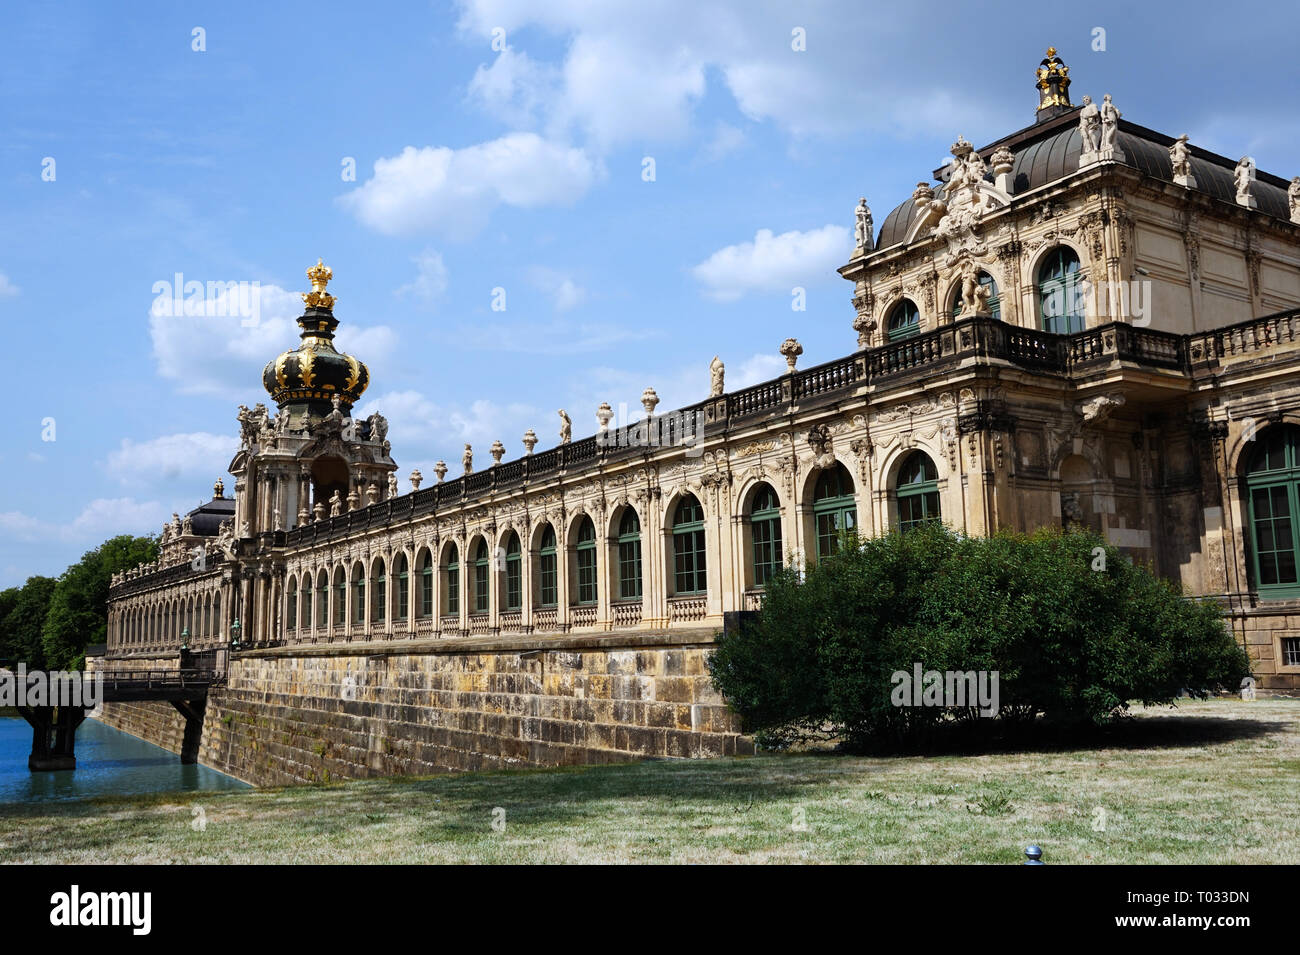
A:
[262,259,370,414]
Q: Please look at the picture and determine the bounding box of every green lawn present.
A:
[1,698,1296,864]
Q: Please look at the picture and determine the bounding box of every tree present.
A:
[0,576,58,668]
[708,524,1251,750]
[41,535,158,670]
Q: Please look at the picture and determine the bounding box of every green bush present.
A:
[707,524,1250,750]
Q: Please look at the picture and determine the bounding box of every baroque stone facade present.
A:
[106,49,1300,779]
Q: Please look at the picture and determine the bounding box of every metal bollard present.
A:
[1024,844,1044,865]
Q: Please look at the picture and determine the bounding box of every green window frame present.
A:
[302,576,312,628]
[673,495,707,594]
[316,575,327,628]
[897,451,941,532]
[419,553,433,618]
[287,580,297,631]
[1246,427,1300,596]
[539,526,558,607]
[1038,246,1085,334]
[505,535,522,611]
[618,509,643,600]
[474,540,490,613]
[813,465,858,558]
[951,271,1001,321]
[352,566,365,625]
[372,561,386,624]
[575,519,598,605]
[886,299,921,342]
[395,554,409,621]
[750,483,784,585]
[446,545,460,616]
[334,572,345,626]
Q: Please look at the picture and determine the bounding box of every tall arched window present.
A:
[750,483,784,585]
[301,574,312,630]
[886,299,921,342]
[395,553,409,622]
[212,593,221,636]
[575,518,598,605]
[504,534,522,611]
[333,568,345,626]
[538,526,558,607]
[352,563,366,625]
[287,579,297,632]
[951,271,1001,320]
[1246,426,1300,596]
[813,464,857,558]
[473,540,490,613]
[317,572,327,629]
[445,544,460,615]
[371,559,386,624]
[673,495,707,594]
[419,552,433,618]
[897,451,941,532]
[1038,246,1085,334]
[618,510,643,600]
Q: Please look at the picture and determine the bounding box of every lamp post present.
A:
[230,618,241,652]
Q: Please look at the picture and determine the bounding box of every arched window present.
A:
[419,552,433,618]
[1246,427,1300,596]
[886,299,921,342]
[673,495,707,594]
[1038,246,1085,334]
[213,593,221,636]
[333,568,345,626]
[750,483,784,585]
[371,559,386,624]
[395,553,409,622]
[504,534,522,611]
[951,271,1001,320]
[445,544,460,615]
[813,464,857,558]
[351,562,366,625]
[538,526,558,607]
[617,510,643,600]
[317,572,328,629]
[202,598,210,637]
[575,518,597,605]
[287,579,297,631]
[473,540,490,613]
[302,574,312,630]
[897,451,941,532]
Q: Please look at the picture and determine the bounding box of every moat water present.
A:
[0,717,248,804]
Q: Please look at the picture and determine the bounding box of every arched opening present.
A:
[617,509,643,600]
[311,455,350,515]
[332,567,345,628]
[444,543,460,617]
[812,464,857,557]
[394,553,409,623]
[503,533,522,611]
[896,451,941,531]
[886,299,921,342]
[370,558,386,625]
[418,550,433,618]
[573,517,597,605]
[301,574,313,631]
[537,525,558,608]
[1038,246,1085,334]
[950,271,1001,320]
[316,571,328,631]
[749,483,784,586]
[472,540,490,613]
[672,495,707,594]
[351,561,366,626]
[1245,426,1300,597]
[287,578,297,633]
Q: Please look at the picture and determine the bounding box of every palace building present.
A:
[106,45,1300,749]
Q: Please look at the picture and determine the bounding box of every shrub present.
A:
[707,524,1250,750]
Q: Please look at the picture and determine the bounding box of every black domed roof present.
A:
[262,260,370,415]
[186,495,235,537]
[874,109,1294,251]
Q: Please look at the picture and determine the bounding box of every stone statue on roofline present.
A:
[854,198,874,252]
[710,355,725,396]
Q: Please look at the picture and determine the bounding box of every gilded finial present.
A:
[214,477,225,499]
[302,257,336,310]
[1035,45,1072,113]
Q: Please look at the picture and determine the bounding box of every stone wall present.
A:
[93,631,751,787]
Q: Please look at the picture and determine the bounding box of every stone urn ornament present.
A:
[434,460,448,483]
[490,440,506,465]
[641,387,660,416]
[522,429,538,455]
[596,401,614,432]
[780,337,803,373]
[409,468,423,491]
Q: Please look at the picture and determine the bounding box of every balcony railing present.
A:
[499,610,523,633]
[612,600,643,628]
[570,606,598,629]
[668,595,707,623]
[532,607,558,633]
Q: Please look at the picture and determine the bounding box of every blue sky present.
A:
[2,0,1298,587]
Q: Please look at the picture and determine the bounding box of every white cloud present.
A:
[527,266,586,312]
[147,282,394,400]
[692,225,851,302]
[357,389,541,463]
[466,45,558,128]
[396,249,450,305]
[0,498,169,545]
[104,432,239,486]
[457,317,657,355]
[701,121,747,162]
[338,134,599,238]
[0,273,18,297]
